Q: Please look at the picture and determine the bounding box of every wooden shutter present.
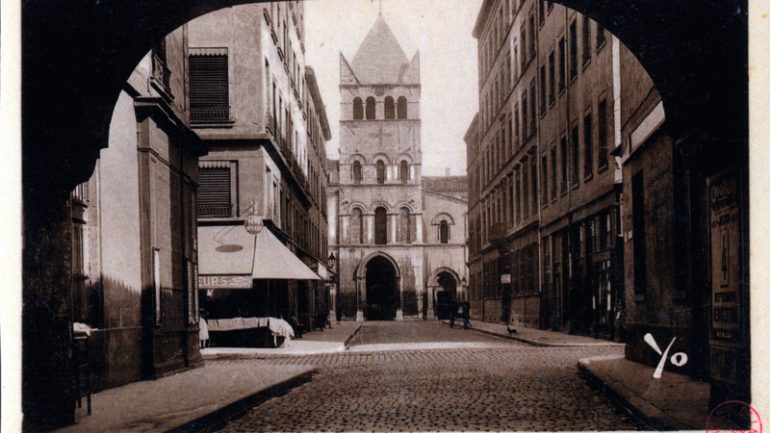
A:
[189,54,229,122]
[197,167,231,217]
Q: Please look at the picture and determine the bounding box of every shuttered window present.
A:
[189,53,229,123]
[197,166,232,218]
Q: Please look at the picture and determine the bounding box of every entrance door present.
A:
[435,272,458,320]
[365,256,399,320]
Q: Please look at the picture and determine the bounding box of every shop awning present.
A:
[198,224,319,289]
[251,229,320,280]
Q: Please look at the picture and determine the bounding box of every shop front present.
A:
[197,223,320,347]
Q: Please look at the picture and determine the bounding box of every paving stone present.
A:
[214,322,643,432]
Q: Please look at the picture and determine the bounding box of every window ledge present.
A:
[582,58,591,71]
[597,163,609,173]
[584,173,593,182]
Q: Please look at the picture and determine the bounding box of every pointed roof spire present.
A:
[350,16,411,84]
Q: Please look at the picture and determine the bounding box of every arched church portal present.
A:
[365,256,400,320]
[435,271,458,320]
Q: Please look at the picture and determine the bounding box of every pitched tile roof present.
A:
[422,176,469,194]
[351,16,414,84]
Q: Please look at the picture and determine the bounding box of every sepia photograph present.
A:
[7,0,762,431]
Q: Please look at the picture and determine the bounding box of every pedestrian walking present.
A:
[460,301,471,330]
[199,314,210,348]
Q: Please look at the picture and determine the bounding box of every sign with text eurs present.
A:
[198,274,252,289]
[708,170,747,387]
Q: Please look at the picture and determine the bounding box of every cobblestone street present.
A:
[214,322,643,432]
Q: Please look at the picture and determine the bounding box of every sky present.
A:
[304,0,483,176]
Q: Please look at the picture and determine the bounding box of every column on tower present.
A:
[367,213,374,243]
[415,213,423,243]
[390,212,397,243]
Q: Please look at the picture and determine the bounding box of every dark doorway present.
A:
[435,272,457,320]
[365,256,399,320]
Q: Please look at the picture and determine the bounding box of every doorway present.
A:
[365,256,399,320]
[435,272,458,320]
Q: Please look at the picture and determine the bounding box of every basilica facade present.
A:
[327,16,468,321]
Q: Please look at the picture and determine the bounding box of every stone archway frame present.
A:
[430,212,456,243]
[425,267,462,320]
[353,251,403,321]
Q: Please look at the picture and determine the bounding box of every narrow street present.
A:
[214,322,643,432]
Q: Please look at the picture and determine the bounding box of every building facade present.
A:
[467,0,749,406]
[70,27,205,396]
[187,2,331,333]
[328,16,468,321]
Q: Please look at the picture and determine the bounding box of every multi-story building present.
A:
[327,15,468,321]
[187,2,331,333]
[468,0,750,405]
[469,0,624,335]
[535,3,623,338]
[469,0,542,326]
[69,27,205,398]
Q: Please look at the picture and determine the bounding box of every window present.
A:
[528,14,536,56]
[558,37,566,92]
[569,20,578,79]
[529,80,537,134]
[375,207,388,245]
[522,162,529,219]
[366,96,376,119]
[353,97,363,119]
[560,136,568,193]
[584,112,593,178]
[548,51,556,104]
[598,99,609,168]
[376,160,386,184]
[399,160,409,183]
[599,211,609,249]
[384,96,395,119]
[439,220,450,244]
[530,157,537,215]
[539,65,546,115]
[520,26,527,70]
[596,22,606,49]
[521,95,528,140]
[189,52,229,123]
[538,0,545,25]
[197,164,232,218]
[397,97,408,119]
[352,208,364,244]
[571,125,580,185]
[514,104,520,148]
[582,15,591,65]
[550,147,557,200]
[352,160,363,184]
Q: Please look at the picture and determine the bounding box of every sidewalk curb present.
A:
[455,321,624,348]
[165,368,316,433]
[577,355,680,431]
[343,323,363,349]
[470,326,554,347]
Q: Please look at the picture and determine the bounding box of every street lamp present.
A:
[327,252,336,271]
[244,201,263,235]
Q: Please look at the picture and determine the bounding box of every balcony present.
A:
[198,203,233,219]
[191,106,230,124]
